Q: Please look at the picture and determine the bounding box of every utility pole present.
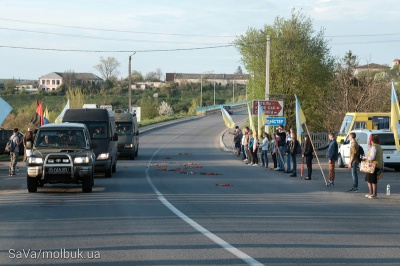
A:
[128,52,136,112]
[128,55,132,112]
[265,35,270,133]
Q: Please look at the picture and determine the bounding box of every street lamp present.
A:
[213,74,216,106]
[200,71,213,109]
[232,79,235,103]
[128,52,136,112]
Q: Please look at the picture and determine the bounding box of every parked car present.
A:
[0,129,24,156]
[222,105,233,115]
[338,129,400,172]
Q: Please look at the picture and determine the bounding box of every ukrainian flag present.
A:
[221,106,235,129]
[295,94,306,143]
[391,82,400,151]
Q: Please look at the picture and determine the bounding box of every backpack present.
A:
[358,145,365,161]
[296,140,302,155]
[248,137,254,149]
[5,136,16,153]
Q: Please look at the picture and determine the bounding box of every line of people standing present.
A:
[233,125,314,179]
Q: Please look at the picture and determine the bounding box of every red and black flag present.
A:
[31,99,44,128]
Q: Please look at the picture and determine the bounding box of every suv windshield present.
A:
[35,130,86,148]
[116,122,132,135]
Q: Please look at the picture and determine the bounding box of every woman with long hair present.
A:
[302,134,313,180]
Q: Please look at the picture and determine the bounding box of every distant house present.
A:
[38,72,103,91]
[132,81,164,90]
[15,80,38,91]
[354,63,390,76]
[392,59,400,69]
[165,73,248,86]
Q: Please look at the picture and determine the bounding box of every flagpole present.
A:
[303,123,328,186]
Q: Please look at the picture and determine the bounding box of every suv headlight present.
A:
[28,157,43,164]
[74,157,89,164]
[97,153,109,160]
[124,144,133,148]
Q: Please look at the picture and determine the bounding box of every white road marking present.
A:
[145,147,264,266]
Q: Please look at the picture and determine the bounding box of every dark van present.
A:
[115,110,139,160]
[62,108,118,177]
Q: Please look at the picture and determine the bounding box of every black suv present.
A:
[0,129,24,155]
[26,123,97,193]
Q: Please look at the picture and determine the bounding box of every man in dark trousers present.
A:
[317,132,338,186]
[9,128,21,176]
[275,125,286,171]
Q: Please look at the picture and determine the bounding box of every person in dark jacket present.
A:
[275,125,286,171]
[317,132,338,186]
[302,134,313,180]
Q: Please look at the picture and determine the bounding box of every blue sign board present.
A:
[265,117,286,126]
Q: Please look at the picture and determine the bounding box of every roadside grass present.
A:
[139,114,192,127]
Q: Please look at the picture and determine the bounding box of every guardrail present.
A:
[195,101,247,115]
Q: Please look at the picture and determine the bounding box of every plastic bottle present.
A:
[387,184,390,196]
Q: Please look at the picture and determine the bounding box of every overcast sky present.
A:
[1,0,398,80]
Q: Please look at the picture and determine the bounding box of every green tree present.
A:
[234,9,335,130]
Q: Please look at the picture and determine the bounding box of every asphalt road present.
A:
[1,111,400,266]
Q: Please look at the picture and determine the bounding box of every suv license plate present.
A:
[47,167,70,174]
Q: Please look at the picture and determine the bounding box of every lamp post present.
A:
[128,52,136,112]
[232,79,235,103]
[213,74,216,106]
[200,71,213,109]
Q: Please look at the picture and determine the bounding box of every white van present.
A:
[338,129,400,171]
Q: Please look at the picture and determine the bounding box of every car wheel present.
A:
[27,176,37,193]
[394,166,400,172]
[105,165,112,178]
[337,154,344,168]
[130,149,135,160]
[135,144,139,157]
[82,177,92,193]
[112,161,117,173]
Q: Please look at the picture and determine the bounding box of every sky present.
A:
[0,0,399,81]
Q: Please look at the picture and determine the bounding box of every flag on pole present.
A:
[44,106,50,124]
[390,82,400,151]
[247,103,255,132]
[31,99,44,128]
[221,106,235,129]
[0,97,12,126]
[55,99,70,123]
[257,101,266,139]
[295,94,306,143]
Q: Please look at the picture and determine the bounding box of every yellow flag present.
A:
[247,103,255,132]
[221,106,235,129]
[391,82,400,151]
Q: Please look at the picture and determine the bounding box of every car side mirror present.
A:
[340,140,344,145]
[91,141,98,149]
[113,133,118,141]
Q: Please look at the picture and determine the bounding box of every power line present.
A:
[0,44,235,53]
[0,17,237,38]
[0,27,229,45]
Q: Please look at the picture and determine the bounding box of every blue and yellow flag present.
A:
[55,99,70,123]
[0,96,12,126]
[295,94,306,143]
[44,106,50,124]
[391,82,400,151]
[221,106,235,129]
